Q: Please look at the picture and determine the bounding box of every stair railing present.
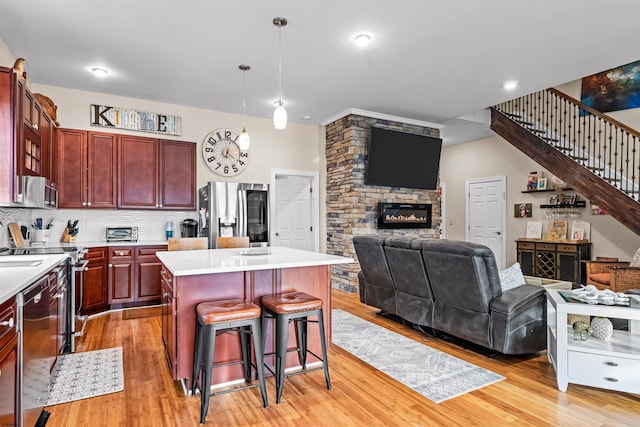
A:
[494,88,640,200]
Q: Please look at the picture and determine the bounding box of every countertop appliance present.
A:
[198,181,269,248]
[180,219,198,237]
[106,226,139,242]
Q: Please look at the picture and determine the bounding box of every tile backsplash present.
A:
[0,207,198,247]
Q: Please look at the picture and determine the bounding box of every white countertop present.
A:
[156,246,354,277]
[0,254,70,305]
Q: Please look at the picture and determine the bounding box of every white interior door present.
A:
[466,176,506,269]
[273,175,313,250]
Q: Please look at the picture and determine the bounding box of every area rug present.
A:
[332,309,505,403]
[46,347,124,406]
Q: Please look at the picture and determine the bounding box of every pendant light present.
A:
[273,17,288,130]
[238,64,250,150]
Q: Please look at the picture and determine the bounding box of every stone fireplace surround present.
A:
[324,111,442,293]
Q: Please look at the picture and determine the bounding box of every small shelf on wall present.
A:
[540,200,586,208]
[521,187,574,194]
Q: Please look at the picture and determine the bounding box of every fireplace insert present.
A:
[377,202,432,229]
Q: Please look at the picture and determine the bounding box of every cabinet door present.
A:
[518,249,535,276]
[557,252,578,282]
[118,135,159,209]
[0,334,18,427]
[108,247,135,303]
[161,268,175,376]
[137,246,163,301]
[535,249,557,279]
[57,129,87,208]
[159,139,196,210]
[83,248,109,312]
[22,124,43,177]
[87,132,117,209]
[40,113,52,181]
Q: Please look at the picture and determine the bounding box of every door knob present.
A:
[275,232,279,236]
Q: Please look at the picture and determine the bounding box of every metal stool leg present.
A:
[275,312,290,404]
[295,316,308,369]
[199,324,217,424]
[192,319,203,394]
[250,317,269,408]
[239,325,252,383]
[316,308,331,390]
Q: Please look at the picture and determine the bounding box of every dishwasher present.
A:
[20,273,55,427]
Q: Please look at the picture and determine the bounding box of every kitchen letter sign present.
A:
[90,104,182,136]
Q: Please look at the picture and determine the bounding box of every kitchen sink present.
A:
[0,259,44,268]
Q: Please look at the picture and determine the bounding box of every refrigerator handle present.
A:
[238,189,247,238]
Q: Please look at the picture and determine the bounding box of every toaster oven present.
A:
[106,226,139,242]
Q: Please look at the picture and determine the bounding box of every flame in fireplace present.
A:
[384,214,427,223]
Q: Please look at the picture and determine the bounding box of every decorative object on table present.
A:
[515,203,532,218]
[584,251,640,292]
[572,321,591,341]
[201,128,250,176]
[525,221,542,239]
[590,316,614,340]
[570,285,631,305]
[526,171,539,190]
[332,309,504,403]
[546,219,568,240]
[538,178,548,190]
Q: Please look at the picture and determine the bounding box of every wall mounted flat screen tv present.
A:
[365,126,442,190]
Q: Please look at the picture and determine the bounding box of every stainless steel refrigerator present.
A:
[198,181,269,248]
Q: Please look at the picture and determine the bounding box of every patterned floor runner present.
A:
[46,347,124,406]
[332,309,504,403]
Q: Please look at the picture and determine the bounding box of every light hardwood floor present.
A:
[46,290,640,426]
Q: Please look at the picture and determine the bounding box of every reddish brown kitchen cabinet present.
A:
[159,139,197,210]
[57,129,117,209]
[0,297,18,427]
[82,247,109,313]
[118,136,196,210]
[161,266,175,374]
[136,246,164,301]
[108,247,135,304]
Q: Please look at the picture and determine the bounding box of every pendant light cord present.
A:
[278,23,283,102]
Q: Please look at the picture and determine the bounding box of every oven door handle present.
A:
[73,259,89,272]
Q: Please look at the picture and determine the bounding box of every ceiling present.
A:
[2,0,640,146]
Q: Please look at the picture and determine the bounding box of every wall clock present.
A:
[202,128,250,176]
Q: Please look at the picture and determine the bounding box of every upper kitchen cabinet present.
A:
[57,129,117,209]
[118,136,196,210]
[0,67,57,198]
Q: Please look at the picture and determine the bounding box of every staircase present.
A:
[491,88,640,236]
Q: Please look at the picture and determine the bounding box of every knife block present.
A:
[61,227,76,243]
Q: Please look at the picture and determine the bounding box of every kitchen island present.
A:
[156,246,353,391]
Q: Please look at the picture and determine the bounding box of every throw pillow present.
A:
[499,262,525,292]
[630,248,640,267]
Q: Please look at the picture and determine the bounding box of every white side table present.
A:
[546,289,640,393]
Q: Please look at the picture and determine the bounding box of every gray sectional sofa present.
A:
[353,235,547,355]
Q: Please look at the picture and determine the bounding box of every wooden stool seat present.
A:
[192,298,268,424]
[261,292,331,404]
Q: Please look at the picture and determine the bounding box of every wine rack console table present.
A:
[516,239,591,283]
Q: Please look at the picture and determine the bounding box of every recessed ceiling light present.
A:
[303,115,311,120]
[353,33,372,46]
[503,80,518,90]
[91,67,109,77]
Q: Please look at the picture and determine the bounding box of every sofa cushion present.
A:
[499,262,525,292]
[589,272,611,285]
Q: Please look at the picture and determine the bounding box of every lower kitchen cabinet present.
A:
[0,297,18,427]
[106,245,165,307]
[161,266,175,375]
[82,247,109,313]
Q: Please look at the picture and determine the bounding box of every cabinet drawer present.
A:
[86,247,107,261]
[137,246,165,257]
[536,243,556,251]
[0,301,17,350]
[110,247,134,258]
[568,351,640,391]
[518,241,535,250]
[557,244,577,253]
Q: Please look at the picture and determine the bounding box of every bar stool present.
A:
[192,299,268,424]
[261,292,331,403]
